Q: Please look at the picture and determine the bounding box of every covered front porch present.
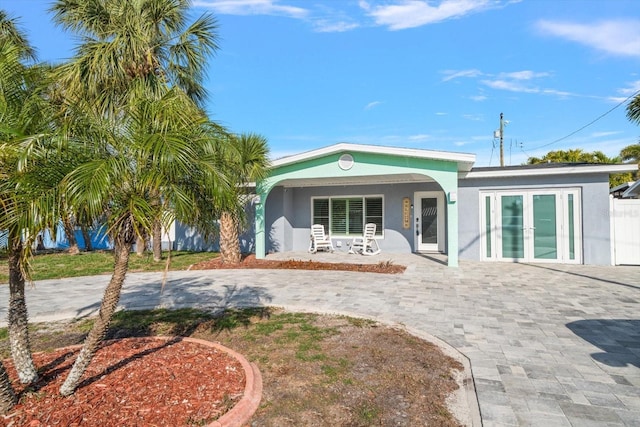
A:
[254,143,475,267]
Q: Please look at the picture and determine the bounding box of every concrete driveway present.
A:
[1,253,639,426]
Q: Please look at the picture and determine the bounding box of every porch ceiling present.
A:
[277,172,436,188]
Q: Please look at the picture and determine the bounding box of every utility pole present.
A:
[499,112,504,167]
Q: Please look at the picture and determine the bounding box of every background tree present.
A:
[623,92,640,180]
[527,149,633,187]
[619,143,640,181]
[216,132,270,264]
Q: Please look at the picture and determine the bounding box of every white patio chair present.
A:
[309,224,335,253]
[349,223,381,256]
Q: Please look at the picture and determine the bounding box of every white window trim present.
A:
[311,195,385,238]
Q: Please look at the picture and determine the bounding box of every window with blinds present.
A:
[312,196,383,236]
[312,198,330,233]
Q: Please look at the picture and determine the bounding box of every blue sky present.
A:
[3,0,640,166]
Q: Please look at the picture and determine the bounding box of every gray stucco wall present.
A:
[458,173,612,265]
[174,200,258,253]
[264,182,443,254]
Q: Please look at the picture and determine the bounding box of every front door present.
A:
[414,191,444,252]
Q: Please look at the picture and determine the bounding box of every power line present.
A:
[529,89,640,151]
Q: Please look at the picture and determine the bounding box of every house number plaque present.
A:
[402,197,411,229]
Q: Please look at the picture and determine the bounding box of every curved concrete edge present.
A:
[400,326,482,427]
[156,337,262,427]
[196,338,263,427]
[269,304,482,427]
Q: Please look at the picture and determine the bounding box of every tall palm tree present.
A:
[58,86,228,396]
[49,0,225,396]
[50,0,218,110]
[0,12,48,396]
[217,133,270,264]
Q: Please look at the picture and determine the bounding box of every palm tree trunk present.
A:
[59,237,132,396]
[80,225,93,252]
[0,363,16,415]
[61,214,79,255]
[219,211,241,264]
[7,237,38,384]
[135,235,146,256]
[152,219,162,262]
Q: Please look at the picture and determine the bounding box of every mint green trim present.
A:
[255,201,266,259]
[256,150,460,266]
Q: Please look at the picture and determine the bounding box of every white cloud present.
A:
[193,0,308,18]
[441,69,483,82]
[314,20,360,32]
[435,112,447,115]
[462,114,484,121]
[498,71,549,80]
[469,95,487,101]
[591,131,623,138]
[536,19,640,58]
[409,134,430,141]
[363,0,495,30]
[481,79,539,93]
[365,101,383,110]
[618,80,640,96]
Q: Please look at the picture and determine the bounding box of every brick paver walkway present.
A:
[2,253,639,426]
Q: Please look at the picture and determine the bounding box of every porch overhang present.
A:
[254,143,477,267]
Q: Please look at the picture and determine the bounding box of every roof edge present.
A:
[464,163,638,179]
[271,143,476,171]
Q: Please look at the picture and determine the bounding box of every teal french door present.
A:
[481,189,581,263]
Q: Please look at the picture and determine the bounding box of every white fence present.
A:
[611,198,640,265]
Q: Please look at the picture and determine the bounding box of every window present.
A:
[312,196,383,236]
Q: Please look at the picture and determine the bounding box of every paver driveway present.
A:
[2,253,639,426]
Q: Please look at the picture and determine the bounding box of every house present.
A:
[610,181,636,199]
[622,180,640,199]
[254,143,637,267]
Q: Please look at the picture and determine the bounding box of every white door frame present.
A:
[480,188,582,263]
[414,191,445,252]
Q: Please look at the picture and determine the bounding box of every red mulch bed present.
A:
[189,254,406,274]
[2,337,245,426]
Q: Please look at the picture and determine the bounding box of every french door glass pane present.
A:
[533,194,557,259]
[421,198,438,244]
[501,195,524,258]
[568,194,575,260]
[485,196,492,257]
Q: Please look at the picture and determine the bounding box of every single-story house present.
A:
[622,180,640,199]
[254,143,637,267]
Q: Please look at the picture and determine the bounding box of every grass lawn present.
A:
[0,308,464,426]
[0,250,217,283]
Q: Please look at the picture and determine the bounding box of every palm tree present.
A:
[58,86,228,396]
[0,11,47,396]
[50,0,218,111]
[627,92,640,125]
[527,149,595,164]
[620,144,640,164]
[49,0,224,396]
[217,133,270,264]
[625,92,640,179]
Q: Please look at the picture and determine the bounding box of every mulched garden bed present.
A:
[2,337,245,426]
[189,254,406,274]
